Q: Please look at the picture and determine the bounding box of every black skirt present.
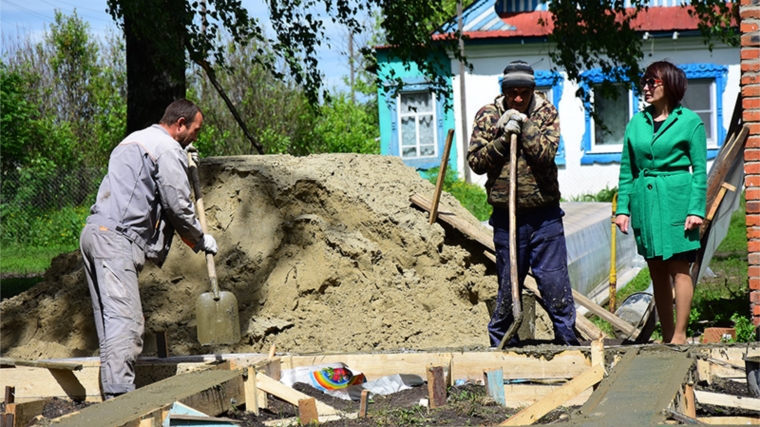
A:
[646,249,698,263]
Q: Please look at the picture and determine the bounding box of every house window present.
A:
[399,92,437,159]
[592,84,632,151]
[580,63,727,165]
[384,78,448,170]
[680,79,716,147]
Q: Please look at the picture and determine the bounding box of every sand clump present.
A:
[1,154,499,360]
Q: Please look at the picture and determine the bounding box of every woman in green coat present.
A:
[615,61,707,344]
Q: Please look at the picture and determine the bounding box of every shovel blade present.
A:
[196,291,241,345]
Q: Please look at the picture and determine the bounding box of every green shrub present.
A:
[424,168,492,222]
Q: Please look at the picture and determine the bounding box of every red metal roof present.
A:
[444,6,726,41]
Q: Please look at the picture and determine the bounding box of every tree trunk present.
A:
[123,1,187,134]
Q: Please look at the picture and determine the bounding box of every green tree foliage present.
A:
[313,93,379,154]
[1,12,126,247]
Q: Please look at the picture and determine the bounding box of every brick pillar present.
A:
[742,0,760,327]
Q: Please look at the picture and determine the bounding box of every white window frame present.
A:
[396,91,438,159]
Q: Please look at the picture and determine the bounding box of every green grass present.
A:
[1,244,77,275]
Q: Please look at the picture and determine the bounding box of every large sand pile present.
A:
[1,154,500,360]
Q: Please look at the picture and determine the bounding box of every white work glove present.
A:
[186,144,200,166]
[194,234,218,255]
[495,109,527,132]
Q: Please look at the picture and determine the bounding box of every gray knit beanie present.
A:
[501,60,535,90]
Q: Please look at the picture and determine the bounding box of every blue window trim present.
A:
[580,63,728,165]
[386,78,447,170]
[498,70,566,165]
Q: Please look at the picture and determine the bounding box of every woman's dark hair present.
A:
[159,99,203,125]
[642,61,687,110]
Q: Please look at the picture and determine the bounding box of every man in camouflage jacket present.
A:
[468,60,578,347]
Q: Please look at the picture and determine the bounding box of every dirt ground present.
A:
[8,377,756,426]
[1,154,500,360]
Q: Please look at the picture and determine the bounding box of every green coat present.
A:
[616,104,707,260]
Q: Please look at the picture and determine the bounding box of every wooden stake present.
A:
[359,390,369,418]
[429,129,455,225]
[268,344,277,359]
[427,366,446,408]
[684,382,696,419]
[245,366,260,415]
[298,398,319,425]
[4,386,14,406]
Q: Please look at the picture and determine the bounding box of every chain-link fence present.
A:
[1,167,105,248]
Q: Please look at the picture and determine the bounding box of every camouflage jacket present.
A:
[467,92,561,213]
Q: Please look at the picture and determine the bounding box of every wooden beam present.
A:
[282,350,591,382]
[502,383,592,408]
[500,364,605,426]
[694,390,760,411]
[51,369,245,427]
[0,358,82,371]
[697,416,760,425]
[256,374,341,416]
[410,193,495,251]
[571,290,636,337]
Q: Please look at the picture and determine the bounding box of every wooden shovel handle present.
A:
[187,153,220,300]
[508,133,521,322]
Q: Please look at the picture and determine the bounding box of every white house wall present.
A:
[451,37,740,199]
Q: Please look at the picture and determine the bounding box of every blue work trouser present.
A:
[488,205,579,347]
[80,223,145,398]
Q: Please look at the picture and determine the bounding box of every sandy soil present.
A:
[1,154,499,360]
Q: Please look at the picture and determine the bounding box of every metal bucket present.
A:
[745,356,760,398]
[614,284,656,342]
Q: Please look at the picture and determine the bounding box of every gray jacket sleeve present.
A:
[155,148,204,248]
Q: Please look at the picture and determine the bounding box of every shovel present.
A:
[497,133,522,350]
[188,153,241,345]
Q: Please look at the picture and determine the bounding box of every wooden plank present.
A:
[358,390,369,418]
[697,416,760,425]
[429,129,455,224]
[427,366,446,408]
[256,374,341,416]
[500,364,605,426]
[571,290,636,337]
[503,383,593,408]
[484,369,506,406]
[694,390,760,411]
[0,358,82,371]
[52,369,244,427]
[410,193,495,251]
[283,350,590,382]
[298,398,319,425]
